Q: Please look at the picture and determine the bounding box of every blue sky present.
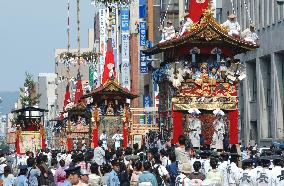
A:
[0,0,94,91]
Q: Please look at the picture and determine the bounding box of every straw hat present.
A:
[183,12,189,18]
[167,20,173,24]
[181,163,192,174]
[228,14,237,19]
[249,24,256,29]
[0,157,6,164]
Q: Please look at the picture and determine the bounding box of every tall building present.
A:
[222,0,284,146]
[38,73,57,148]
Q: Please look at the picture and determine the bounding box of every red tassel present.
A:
[93,128,98,148]
[123,123,128,148]
[41,135,46,150]
[229,109,239,144]
[172,111,183,144]
[16,135,20,155]
[67,138,73,151]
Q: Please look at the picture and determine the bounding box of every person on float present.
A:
[160,20,176,43]
[211,109,225,150]
[99,130,108,150]
[221,14,241,37]
[241,24,259,44]
[237,159,254,186]
[188,108,202,148]
[112,129,123,150]
[180,12,194,36]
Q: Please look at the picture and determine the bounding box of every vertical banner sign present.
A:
[111,6,119,81]
[140,51,148,73]
[139,21,147,46]
[99,8,106,84]
[121,6,131,90]
[143,95,152,124]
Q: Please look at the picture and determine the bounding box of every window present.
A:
[216,8,222,23]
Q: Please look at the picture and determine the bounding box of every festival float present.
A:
[144,4,259,149]
[12,106,48,154]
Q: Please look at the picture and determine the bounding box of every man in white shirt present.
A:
[237,159,254,186]
[271,156,284,186]
[218,153,230,186]
[252,157,273,186]
[112,129,123,150]
[93,140,105,166]
[153,154,170,186]
[100,130,108,150]
[222,14,241,37]
[175,135,191,171]
[225,154,241,186]
[241,24,259,44]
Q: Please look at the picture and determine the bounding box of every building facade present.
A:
[222,0,284,146]
[38,73,57,148]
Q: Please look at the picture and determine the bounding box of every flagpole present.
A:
[67,0,70,52]
[77,0,81,67]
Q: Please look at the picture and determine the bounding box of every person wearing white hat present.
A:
[160,20,176,43]
[211,110,225,150]
[180,12,194,36]
[100,130,108,150]
[221,14,241,37]
[112,129,123,150]
[241,24,259,44]
[0,157,7,179]
[175,163,191,186]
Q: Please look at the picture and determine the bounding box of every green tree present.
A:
[19,72,41,107]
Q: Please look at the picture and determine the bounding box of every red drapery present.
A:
[228,109,239,144]
[188,0,209,22]
[16,133,20,154]
[63,84,71,108]
[67,138,73,151]
[74,79,83,103]
[172,111,183,144]
[102,51,117,85]
[41,135,46,150]
[92,127,98,148]
[123,123,128,148]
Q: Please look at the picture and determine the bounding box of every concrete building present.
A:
[222,0,284,146]
[38,73,57,148]
[0,115,6,141]
[55,29,94,112]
